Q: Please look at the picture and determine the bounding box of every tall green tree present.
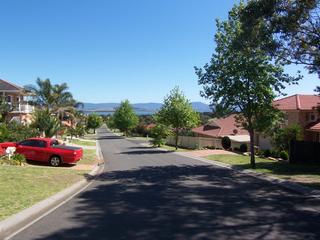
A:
[113,100,138,136]
[156,87,200,150]
[195,3,300,168]
[86,113,103,133]
[241,0,319,78]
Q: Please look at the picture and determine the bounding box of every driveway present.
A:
[10,128,320,240]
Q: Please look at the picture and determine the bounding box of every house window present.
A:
[306,112,317,122]
[6,95,12,103]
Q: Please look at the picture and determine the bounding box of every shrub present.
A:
[151,137,166,147]
[280,150,289,160]
[221,136,231,150]
[0,122,39,142]
[0,153,26,166]
[263,149,271,158]
[239,143,248,152]
[271,149,280,158]
[150,124,171,147]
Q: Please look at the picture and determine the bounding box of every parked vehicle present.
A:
[0,146,4,156]
[0,138,83,166]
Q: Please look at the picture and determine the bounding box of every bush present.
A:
[0,122,39,142]
[0,153,26,166]
[271,149,280,158]
[280,150,289,160]
[150,124,171,147]
[151,137,166,147]
[221,136,231,150]
[239,144,248,152]
[263,149,271,158]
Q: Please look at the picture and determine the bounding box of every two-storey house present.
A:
[0,78,34,124]
[274,94,320,142]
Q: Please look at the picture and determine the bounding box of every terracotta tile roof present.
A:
[192,114,249,138]
[0,79,23,91]
[273,94,320,110]
[306,121,320,132]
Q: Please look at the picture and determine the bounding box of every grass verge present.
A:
[206,154,320,190]
[70,139,96,146]
[0,147,97,221]
[78,149,97,165]
[0,166,85,221]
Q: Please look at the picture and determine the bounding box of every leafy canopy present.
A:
[195,3,300,167]
[156,87,200,131]
[113,100,138,135]
[241,0,319,78]
[86,113,103,133]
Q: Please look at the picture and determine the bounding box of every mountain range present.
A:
[82,102,211,113]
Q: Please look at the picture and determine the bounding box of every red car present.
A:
[0,146,4,156]
[0,138,83,167]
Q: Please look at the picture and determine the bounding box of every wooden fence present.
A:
[166,136,223,149]
[290,140,320,163]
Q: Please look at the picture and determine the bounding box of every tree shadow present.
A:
[29,165,320,240]
[119,150,173,155]
[97,136,124,140]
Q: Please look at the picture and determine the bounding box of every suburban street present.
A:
[10,128,320,240]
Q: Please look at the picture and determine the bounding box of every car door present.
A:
[31,140,48,162]
[16,140,35,159]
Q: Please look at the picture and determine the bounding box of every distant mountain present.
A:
[82,102,211,113]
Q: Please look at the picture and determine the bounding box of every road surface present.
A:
[11,128,320,240]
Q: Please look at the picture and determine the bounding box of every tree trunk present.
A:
[175,130,179,150]
[93,128,96,134]
[249,129,256,169]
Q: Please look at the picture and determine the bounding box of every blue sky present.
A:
[0,0,318,103]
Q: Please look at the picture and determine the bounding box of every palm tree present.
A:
[25,78,83,137]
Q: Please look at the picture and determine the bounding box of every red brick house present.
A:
[273,94,320,142]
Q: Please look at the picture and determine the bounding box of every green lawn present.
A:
[0,166,85,221]
[70,139,96,146]
[0,147,97,221]
[78,149,96,165]
[206,154,320,189]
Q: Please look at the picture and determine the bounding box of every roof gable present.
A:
[0,79,23,91]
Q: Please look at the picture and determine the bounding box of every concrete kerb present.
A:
[0,141,105,240]
[174,151,320,199]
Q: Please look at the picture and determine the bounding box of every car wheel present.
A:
[49,156,61,167]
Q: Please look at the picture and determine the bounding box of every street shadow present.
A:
[30,165,320,240]
[97,136,124,140]
[127,146,152,149]
[119,150,173,155]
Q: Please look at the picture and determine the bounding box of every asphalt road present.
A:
[11,128,320,240]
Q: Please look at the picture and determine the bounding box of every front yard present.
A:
[0,140,98,221]
[206,154,320,190]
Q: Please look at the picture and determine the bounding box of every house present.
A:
[192,114,250,149]
[0,78,34,124]
[273,94,320,142]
